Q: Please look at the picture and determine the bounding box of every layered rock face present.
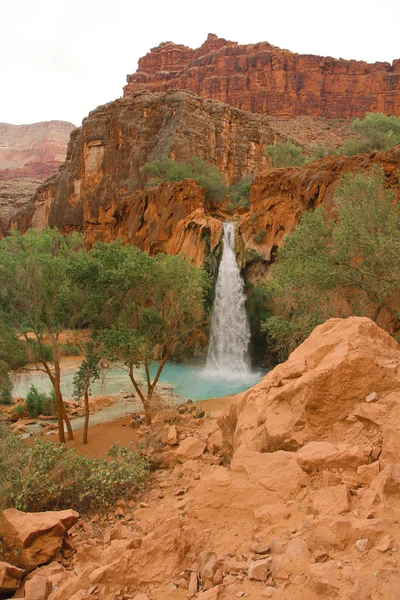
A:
[11,90,275,256]
[0,121,75,236]
[125,33,400,118]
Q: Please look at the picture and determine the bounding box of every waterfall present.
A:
[206,222,251,376]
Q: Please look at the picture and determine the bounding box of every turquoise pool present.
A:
[12,361,265,403]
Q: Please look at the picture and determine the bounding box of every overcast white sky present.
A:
[2,0,399,127]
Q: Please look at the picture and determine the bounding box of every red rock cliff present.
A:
[11,90,275,258]
[124,34,400,118]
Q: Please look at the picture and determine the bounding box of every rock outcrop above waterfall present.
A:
[125,33,400,118]
[240,145,400,265]
[7,90,275,252]
[6,316,400,599]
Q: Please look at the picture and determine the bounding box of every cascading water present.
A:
[206,222,252,377]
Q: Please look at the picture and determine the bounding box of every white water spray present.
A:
[206,222,251,377]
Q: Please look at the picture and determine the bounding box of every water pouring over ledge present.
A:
[205,222,259,384]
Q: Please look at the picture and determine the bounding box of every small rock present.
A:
[139,502,149,509]
[366,392,378,403]
[375,534,393,552]
[355,539,370,552]
[25,574,51,600]
[262,588,276,598]
[188,571,198,597]
[248,558,270,581]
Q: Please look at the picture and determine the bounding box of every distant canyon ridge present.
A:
[0,121,75,235]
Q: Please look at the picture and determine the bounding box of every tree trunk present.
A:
[83,385,90,444]
[143,389,153,425]
[55,384,65,443]
[63,404,74,441]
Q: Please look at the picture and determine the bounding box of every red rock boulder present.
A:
[0,508,79,570]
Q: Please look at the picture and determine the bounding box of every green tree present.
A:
[0,325,28,404]
[141,156,227,202]
[263,169,400,359]
[71,241,210,425]
[341,113,400,155]
[0,228,84,442]
[73,341,101,444]
[266,140,307,167]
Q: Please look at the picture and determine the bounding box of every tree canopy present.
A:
[141,156,227,202]
[262,168,400,360]
[0,228,85,440]
[70,240,210,424]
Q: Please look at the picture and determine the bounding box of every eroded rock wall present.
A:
[11,90,275,256]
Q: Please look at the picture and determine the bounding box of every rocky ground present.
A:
[1,316,400,599]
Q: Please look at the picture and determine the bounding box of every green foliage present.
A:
[266,141,307,167]
[340,113,400,155]
[245,284,273,365]
[71,240,210,423]
[228,178,252,208]
[25,385,56,417]
[0,421,149,513]
[73,343,101,401]
[141,156,227,202]
[0,326,29,403]
[61,340,81,356]
[12,404,25,419]
[253,230,266,244]
[263,169,400,359]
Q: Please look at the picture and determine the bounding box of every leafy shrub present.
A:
[141,156,227,202]
[0,421,150,513]
[61,340,81,356]
[253,230,266,244]
[0,363,12,405]
[229,178,252,208]
[225,202,236,214]
[25,385,56,417]
[12,404,25,419]
[339,113,400,155]
[266,141,307,167]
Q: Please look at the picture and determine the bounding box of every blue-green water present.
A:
[12,362,265,403]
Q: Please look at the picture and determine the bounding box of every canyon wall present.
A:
[124,34,400,119]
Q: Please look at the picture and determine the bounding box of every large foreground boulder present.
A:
[0,508,79,570]
[231,317,400,453]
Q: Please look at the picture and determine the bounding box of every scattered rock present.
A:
[355,539,370,552]
[248,557,271,581]
[0,508,79,570]
[311,484,349,515]
[0,561,25,595]
[175,437,206,462]
[365,392,378,403]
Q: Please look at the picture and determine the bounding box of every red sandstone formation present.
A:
[9,90,275,255]
[124,33,400,118]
